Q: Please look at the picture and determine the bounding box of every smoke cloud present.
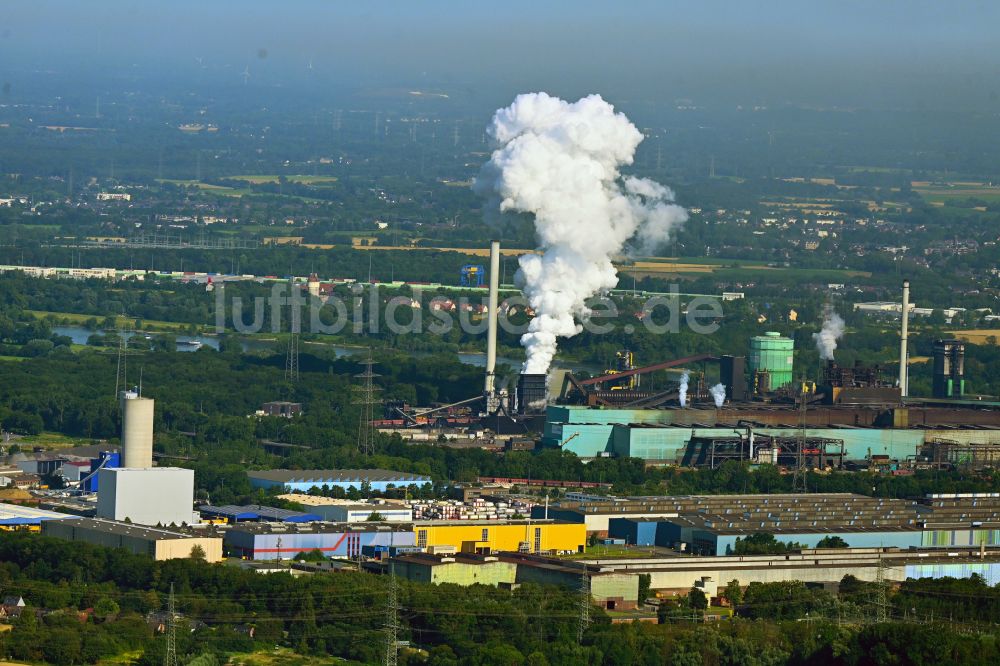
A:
[813,308,845,361]
[475,93,688,374]
[709,383,726,408]
[678,370,690,407]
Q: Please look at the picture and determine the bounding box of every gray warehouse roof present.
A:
[48,517,208,541]
[247,469,431,483]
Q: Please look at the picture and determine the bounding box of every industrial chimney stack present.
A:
[484,240,501,412]
[899,280,910,397]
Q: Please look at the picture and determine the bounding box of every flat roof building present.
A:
[0,502,73,531]
[42,517,223,562]
[390,553,517,587]
[413,520,586,555]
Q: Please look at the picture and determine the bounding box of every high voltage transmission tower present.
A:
[872,555,891,624]
[577,569,591,643]
[164,583,178,666]
[384,564,400,666]
[353,349,381,457]
[285,277,300,384]
[285,334,299,383]
[114,316,133,397]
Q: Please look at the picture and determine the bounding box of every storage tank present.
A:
[748,332,794,391]
[120,391,154,469]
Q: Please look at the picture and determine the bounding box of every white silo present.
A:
[120,390,154,469]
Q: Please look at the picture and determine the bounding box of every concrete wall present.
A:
[645,562,908,593]
[96,467,194,526]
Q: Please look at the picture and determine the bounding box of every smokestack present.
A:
[484,240,500,410]
[899,280,910,397]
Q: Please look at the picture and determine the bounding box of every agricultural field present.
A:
[227,648,347,665]
[945,329,1000,345]
[912,181,1000,205]
[228,174,338,185]
[26,310,197,333]
[16,431,100,451]
[156,179,251,197]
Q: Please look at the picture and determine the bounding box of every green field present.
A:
[226,648,345,665]
[230,174,338,185]
[156,179,251,197]
[27,309,202,333]
[17,431,99,450]
[914,184,1000,205]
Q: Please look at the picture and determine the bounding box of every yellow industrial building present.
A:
[413,520,585,555]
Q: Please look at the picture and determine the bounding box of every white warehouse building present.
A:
[96,467,197,526]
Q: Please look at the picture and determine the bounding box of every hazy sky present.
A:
[3,1,999,110]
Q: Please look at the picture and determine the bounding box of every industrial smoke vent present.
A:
[516,373,547,414]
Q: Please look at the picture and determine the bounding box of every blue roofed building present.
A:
[0,502,74,531]
[247,469,432,493]
[198,504,322,523]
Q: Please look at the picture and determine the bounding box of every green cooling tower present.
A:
[748,332,794,391]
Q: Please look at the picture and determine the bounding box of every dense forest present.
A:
[0,533,997,665]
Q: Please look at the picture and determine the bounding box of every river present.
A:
[51,326,602,375]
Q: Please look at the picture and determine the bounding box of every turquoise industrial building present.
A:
[542,404,1000,464]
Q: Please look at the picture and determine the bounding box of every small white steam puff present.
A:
[813,308,845,361]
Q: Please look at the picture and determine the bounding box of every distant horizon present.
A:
[2,1,999,113]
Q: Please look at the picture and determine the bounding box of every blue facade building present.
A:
[608,518,660,546]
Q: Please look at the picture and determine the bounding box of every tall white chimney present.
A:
[484,240,501,410]
[899,279,910,397]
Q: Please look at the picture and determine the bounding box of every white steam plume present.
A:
[709,383,726,408]
[813,308,845,361]
[475,93,688,374]
[678,370,690,407]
